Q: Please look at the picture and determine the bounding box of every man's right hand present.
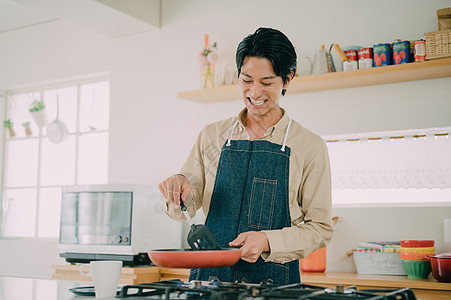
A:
[158,174,191,208]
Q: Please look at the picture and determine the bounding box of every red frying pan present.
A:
[148,248,242,268]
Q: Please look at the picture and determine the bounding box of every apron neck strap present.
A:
[281,118,292,152]
[226,120,239,146]
[226,117,292,151]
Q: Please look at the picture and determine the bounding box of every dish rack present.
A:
[425,29,451,60]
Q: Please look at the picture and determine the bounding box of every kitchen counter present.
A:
[2,272,449,300]
[0,276,87,300]
[301,272,451,300]
[0,276,147,300]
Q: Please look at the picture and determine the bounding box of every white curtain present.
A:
[323,128,451,189]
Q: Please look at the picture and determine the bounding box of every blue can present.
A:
[393,40,411,64]
[373,43,391,67]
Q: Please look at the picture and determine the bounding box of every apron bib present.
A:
[190,118,300,285]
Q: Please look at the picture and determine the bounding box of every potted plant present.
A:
[29,99,48,128]
[22,121,32,136]
[3,119,16,137]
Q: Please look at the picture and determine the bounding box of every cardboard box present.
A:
[438,7,451,31]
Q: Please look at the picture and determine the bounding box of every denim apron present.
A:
[189,118,300,285]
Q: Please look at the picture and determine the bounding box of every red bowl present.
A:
[400,240,435,248]
[429,253,451,283]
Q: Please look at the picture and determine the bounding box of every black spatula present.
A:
[180,201,221,250]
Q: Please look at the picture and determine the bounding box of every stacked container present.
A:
[400,240,435,279]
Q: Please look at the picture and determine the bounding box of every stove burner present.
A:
[118,280,417,300]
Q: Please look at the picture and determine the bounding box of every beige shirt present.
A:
[164,109,334,264]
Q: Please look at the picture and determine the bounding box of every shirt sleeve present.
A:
[261,141,334,264]
[163,128,206,222]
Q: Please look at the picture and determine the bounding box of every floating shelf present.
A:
[177,57,451,103]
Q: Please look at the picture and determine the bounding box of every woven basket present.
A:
[425,29,451,60]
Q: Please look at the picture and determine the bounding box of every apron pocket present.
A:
[248,178,277,230]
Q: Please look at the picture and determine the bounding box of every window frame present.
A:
[323,128,451,208]
[1,76,110,238]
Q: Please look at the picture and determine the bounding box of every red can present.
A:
[343,50,358,71]
[358,48,373,69]
[414,40,426,62]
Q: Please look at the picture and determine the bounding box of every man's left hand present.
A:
[229,231,270,263]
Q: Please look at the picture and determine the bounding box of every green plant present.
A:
[29,100,45,112]
[3,119,13,128]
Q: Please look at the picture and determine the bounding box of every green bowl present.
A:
[401,259,432,279]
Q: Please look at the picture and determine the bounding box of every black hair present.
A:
[236,27,297,96]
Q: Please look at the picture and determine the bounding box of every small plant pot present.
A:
[30,109,49,128]
[8,128,16,137]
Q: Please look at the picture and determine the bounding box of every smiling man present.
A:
[159,28,334,285]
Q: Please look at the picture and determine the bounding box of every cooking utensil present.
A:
[311,45,329,75]
[334,44,348,62]
[69,286,121,297]
[429,253,451,282]
[180,201,221,250]
[148,248,241,268]
[47,94,68,143]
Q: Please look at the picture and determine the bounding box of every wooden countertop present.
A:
[301,271,451,291]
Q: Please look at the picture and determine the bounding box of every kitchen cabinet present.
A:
[177,58,451,103]
[301,272,451,300]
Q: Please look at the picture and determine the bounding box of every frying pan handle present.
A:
[180,200,187,212]
[180,200,194,225]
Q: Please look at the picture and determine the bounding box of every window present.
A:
[1,79,110,238]
[324,127,451,207]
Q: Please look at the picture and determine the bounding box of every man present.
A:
[159,27,333,285]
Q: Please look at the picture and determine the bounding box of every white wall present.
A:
[0,0,450,279]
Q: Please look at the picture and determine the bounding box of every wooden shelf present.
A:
[177,58,451,103]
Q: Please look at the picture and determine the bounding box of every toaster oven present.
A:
[58,184,181,265]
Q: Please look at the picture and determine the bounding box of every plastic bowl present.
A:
[429,253,451,282]
[400,252,430,261]
[401,259,432,279]
[400,240,435,248]
[400,246,435,253]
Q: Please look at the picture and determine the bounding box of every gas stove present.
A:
[119,279,417,300]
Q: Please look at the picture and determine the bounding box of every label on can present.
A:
[343,50,358,71]
[414,40,426,62]
[373,43,391,67]
[358,48,373,69]
[393,40,411,64]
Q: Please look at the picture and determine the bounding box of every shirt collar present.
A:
[237,108,289,137]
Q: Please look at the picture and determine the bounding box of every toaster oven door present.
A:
[59,191,132,246]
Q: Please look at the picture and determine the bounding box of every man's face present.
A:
[238,56,289,118]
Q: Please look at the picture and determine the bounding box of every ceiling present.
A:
[0,0,161,37]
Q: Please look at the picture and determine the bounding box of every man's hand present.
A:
[229,231,270,263]
[158,174,191,208]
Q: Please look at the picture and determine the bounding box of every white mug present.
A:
[79,260,123,298]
